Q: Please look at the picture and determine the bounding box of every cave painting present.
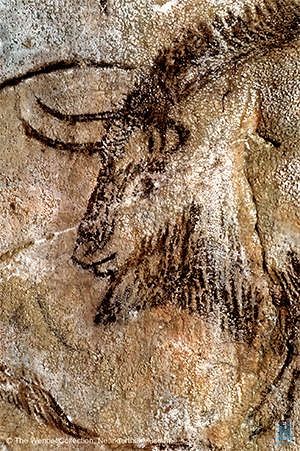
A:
[0,0,299,446]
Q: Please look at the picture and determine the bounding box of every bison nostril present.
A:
[74,216,116,259]
[71,221,114,261]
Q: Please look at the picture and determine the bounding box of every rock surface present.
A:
[0,0,299,449]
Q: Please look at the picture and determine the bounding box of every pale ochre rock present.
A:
[0,1,299,449]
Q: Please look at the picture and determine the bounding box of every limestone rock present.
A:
[0,1,299,449]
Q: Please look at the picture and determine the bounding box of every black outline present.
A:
[22,119,104,155]
[36,96,123,123]
[0,58,135,92]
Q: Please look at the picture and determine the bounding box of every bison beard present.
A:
[93,202,262,344]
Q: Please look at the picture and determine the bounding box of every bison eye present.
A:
[147,119,190,154]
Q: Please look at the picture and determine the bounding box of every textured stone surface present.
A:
[0,1,299,449]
